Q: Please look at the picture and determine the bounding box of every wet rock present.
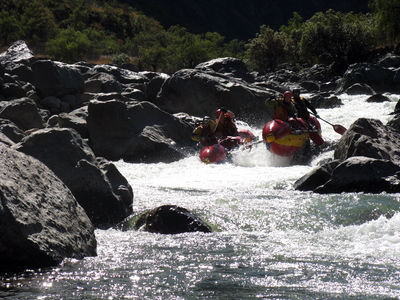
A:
[315,157,400,193]
[366,94,391,103]
[0,143,96,272]
[294,160,340,191]
[134,205,212,234]
[87,100,194,162]
[13,128,133,228]
[344,83,375,95]
[295,156,400,193]
[334,118,400,165]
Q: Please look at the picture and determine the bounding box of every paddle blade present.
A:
[333,124,347,135]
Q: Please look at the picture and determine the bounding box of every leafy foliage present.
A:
[246,9,376,71]
[372,0,400,46]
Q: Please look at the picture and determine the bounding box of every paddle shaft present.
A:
[311,112,346,135]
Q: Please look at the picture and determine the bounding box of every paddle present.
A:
[241,139,263,151]
[311,113,347,135]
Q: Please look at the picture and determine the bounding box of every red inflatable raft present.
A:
[199,129,255,164]
[262,116,323,157]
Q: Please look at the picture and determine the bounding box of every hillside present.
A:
[120,0,370,40]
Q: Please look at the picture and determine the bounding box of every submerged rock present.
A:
[133,205,212,234]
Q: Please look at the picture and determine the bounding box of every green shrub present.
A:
[245,25,287,71]
[299,10,375,64]
[46,27,91,63]
[0,11,22,45]
[111,53,131,65]
[372,0,400,46]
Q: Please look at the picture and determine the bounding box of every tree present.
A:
[0,11,22,45]
[299,10,374,65]
[245,25,287,72]
[373,0,400,46]
[46,27,91,63]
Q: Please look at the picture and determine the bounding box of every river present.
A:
[1,94,400,299]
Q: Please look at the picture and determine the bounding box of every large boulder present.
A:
[334,118,400,165]
[156,69,274,126]
[133,205,212,234]
[195,57,253,82]
[0,143,96,271]
[13,128,133,228]
[87,100,195,162]
[0,97,44,130]
[0,40,35,66]
[31,60,84,98]
[294,156,400,194]
[337,63,398,94]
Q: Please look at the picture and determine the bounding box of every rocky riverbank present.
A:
[1,40,399,272]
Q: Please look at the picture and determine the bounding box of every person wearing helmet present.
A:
[291,89,319,128]
[265,91,297,121]
[214,108,239,139]
[191,116,218,146]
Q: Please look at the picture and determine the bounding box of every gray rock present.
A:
[334,118,400,165]
[0,118,26,143]
[315,157,400,194]
[157,69,274,126]
[32,60,84,98]
[0,97,44,130]
[87,100,194,162]
[0,143,96,271]
[294,160,340,191]
[195,57,253,82]
[57,107,88,138]
[13,128,133,228]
